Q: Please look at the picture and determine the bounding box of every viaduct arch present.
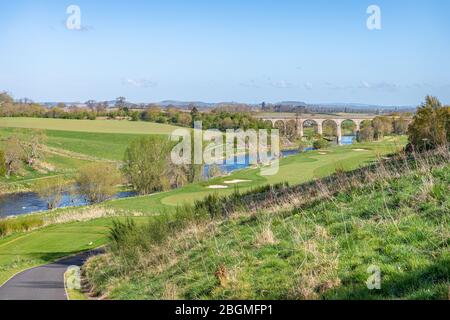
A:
[259,116,374,145]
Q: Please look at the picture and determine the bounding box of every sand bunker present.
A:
[207,185,229,189]
[224,179,251,184]
[352,149,368,152]
[318,152,328,155]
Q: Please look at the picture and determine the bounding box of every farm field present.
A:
[0,127,149,161]
[0,117,179,135]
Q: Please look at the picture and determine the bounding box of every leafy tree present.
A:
[115,97,126,108]
[342,120,356,135]
[323,121,337,137]
[0,92,13,105]
[408,96,450,150]
[358,126,375,142]
[167,164,190,188]
[313,139,330,150]
[141,105,162,122]
[221,117,234,130]
[178,113,192,127]
[76,163,122,204]
[130,111,140,121]
[393,116,409,135]
[85,100,97,111]
[190,106,199,125]
[372,116,393,140]
[123,136,173,194]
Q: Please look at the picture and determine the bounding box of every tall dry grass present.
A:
[0,206,141,238]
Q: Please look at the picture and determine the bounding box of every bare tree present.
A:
[35,177,67,209]
[19,129,47,166]
[76,163,122,204]
[0,150,6,177]
[4,137,24,176]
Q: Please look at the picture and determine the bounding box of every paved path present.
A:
[0,250,101,300]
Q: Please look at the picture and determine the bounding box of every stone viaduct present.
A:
[257,115,377,145]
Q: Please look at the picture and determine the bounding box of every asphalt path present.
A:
[0,250,102,300]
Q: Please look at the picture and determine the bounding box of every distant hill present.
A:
[38,99,416,112]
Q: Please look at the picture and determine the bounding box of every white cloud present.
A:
[239,79,261,88]
[304,82,313,90]
[359,81,398,92]
[360,81,371,88]
[122,78,158,88]
[268,80,296,89]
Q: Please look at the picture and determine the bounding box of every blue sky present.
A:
[0,0,449,105]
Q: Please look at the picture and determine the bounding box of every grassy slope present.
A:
[86,164,450,300]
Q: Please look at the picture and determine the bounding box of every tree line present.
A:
[0,92,271,131]
[357,115,410,142]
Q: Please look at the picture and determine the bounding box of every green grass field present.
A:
[0,219,111,285]
[0,117,179,135]
[0,216,152,286]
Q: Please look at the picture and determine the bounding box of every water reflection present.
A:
[0,191,135,218]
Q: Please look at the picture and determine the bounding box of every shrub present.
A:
[194,193,223,218]
[408,96,450,150]
[313,139,330,150]
[122,136,173,194]
[76,163,122,204]
[35,176,67,209]
[358,126,374,142]
[0,215,44,237]
[298,140,310,152]
[107,204,207,270]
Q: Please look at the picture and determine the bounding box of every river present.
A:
[0,191,136,218]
